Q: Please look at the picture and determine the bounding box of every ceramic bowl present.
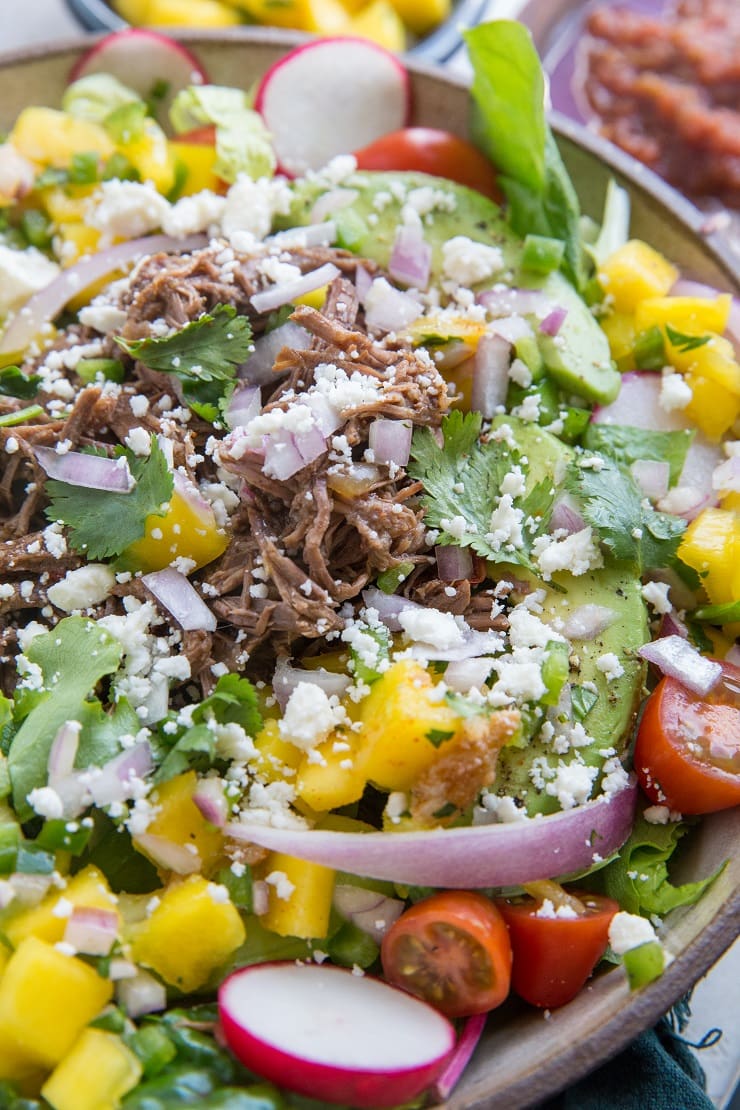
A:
[0,28,737,1110]
[63,0,487,62]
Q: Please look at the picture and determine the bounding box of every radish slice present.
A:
[218,963,455,1109]
[226,781,638,888]
[591,371,686,432]
[430,1013,487,1102]
[68,30,208,123]
[254,39,411,177]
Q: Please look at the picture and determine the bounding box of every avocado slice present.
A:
[495,567,647,817]
[281,170,618,405]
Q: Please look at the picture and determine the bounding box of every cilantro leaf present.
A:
[44,436,173,559]
[408,411,554,570]
[0,365,41,399]
[571,685,598,722]
[601,813,725,916]
[117,304,252,380]
[583,424,693,487]
[665,324,711,353]
[565,454,686,572]
[8,617,124,818]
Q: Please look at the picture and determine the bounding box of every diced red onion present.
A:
[361,587,421,631]
[109,959,138,981]
[354,264,373,302]
[435,544,474,582]
[645,568,698,613]
[363,279,422,333]
[269,221,337,248]
[48,721,80,784]
[310,188,359,224]
[193,777,229,828]
[560,604,617,641]
[291,422,329,467]
[549,495,586,536]
[250,263,340,314]
[135,832,201,875]
[368,418,412,466]
[88,741,154,807]
[388,224,432,290]
[8,872,54,906]
[64,906,118,956]
[471,333,510,418]
[173,469,216,526]
[639,635,722,695]
[539,307,568,336]
[630,460,670,501]
[262,428,313,481]
[35,446,134,492]
[225,385,261,431]
[301,392,343,437]
[143,568,217,633]
[0,143,35,200]
[477,287,550,318]
[712,456,740,493]
[0,233,207,355]
[592,372,685,432]
[252,879,270,916]
[432,339,472,372]
[670,279,719,299]
[53,770,91,819]
[239,321,312,386]
[443,657,494,693]
[658,611,689,640]
[489,314,534,345]
[273,657,351,712]
[431,1014,487,1102]
[117,968,167,1018]
[332,883,405,943]
[226,780,638,888]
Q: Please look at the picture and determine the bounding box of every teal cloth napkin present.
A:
[540,1016,715,1110]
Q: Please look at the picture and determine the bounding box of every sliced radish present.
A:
[255,39,411,177]
[591,371,686,432]
[68,30,208,122]
[218,962,455,1109]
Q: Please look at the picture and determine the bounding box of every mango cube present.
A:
[600,311,637,371]
[121,483,228,573]
[357,659,460,791]
[168,140,220,196]
[131,875,245,991]
[598,240,678,314]
[678,508,740,606]
[261,852,335,939]
[253,718,303,784]
[387,0,447,36]
[11,108,113,167]
[143,0,243,23]
[635,294,731,337]
[0,937,112,1068]
[119,119,176,195]
[134,770,224,876]
[4,864,118,949]
[42,1029,142,1110]
[346,0,406,48]
[296,731,366,812]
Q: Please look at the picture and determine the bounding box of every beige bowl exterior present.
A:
[0,29,737,1109]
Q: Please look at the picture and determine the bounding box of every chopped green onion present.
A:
[102,151,141,183]
[36,818,93,855]
[76,358,126,384]
[633,326,666,371]
[327,920,379,969]
[0,822,20,873]
[560,406,591,443]
[0,405,43,428]
[541,640,569,706]
[522,234,565,275]
[20,208,53,250]
[166,158,189,204]
[376,562,414,594]
[69,151,100,185]
[622,939,665,989]
[694,599,740,624]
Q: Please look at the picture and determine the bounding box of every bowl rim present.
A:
[0,29,737,1109]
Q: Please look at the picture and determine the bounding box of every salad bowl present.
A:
[0,27,738,1110]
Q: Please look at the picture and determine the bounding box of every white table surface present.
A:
[2,1,739,1106]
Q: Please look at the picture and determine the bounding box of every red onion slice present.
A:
[471,334,510,418]
[238,321,312,386]
[369,418,412,467]
[477,287,550,318]
[658,611,689,640]
[262,428,312,481]
[591,372,686,432]
[135,832,201,875]
[64,906,118,956]
[193,777,229,828]
[273,657,351,712]
[363,279,422,333]
[430,1014,487,1102]
[226,782,638,888]
[292,422,329,467]
[389,224,432,290]
[549,495,586,536]
[630,460,670,501]
[250,263,340,314]
[143,568,217,632]
[225,385,261,431]
[539,307,568,336]
[35,446,134,492]
[712,456,740,493]
[310,188,359,223]
[354,264,373,302]
[639,635,722,696]
[48,721,81,783]
[117,969,167,1018]
[361,587,423,631]
[0,233,207,355]
[333,883,405,943]
[269,222,337,249]
[88,741,154,807]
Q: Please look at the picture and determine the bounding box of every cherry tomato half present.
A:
[634,661,740,815]
[380,891,511,1018]
[497,892,619,1010]
[354,128,501,201]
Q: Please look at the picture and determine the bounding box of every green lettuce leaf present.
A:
[602,813,725,916]
[61,73,142,124]
[169,85,275,183]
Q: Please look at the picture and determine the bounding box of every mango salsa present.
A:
[42,1029,142,1110]
[260,852,336,939]
[598,240,678,314]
